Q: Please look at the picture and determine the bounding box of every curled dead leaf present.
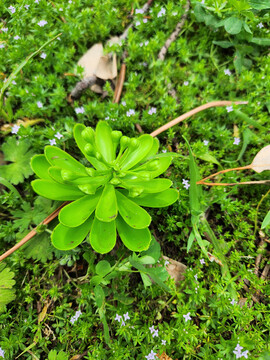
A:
[250,145,270,173]
[157,351,176,360]
[162,256,186,284]
[77,43,104,78]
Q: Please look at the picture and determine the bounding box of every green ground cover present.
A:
[0,0,270,359]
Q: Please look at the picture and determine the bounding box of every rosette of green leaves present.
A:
[31,121,179,254]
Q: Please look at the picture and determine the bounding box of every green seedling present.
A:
[31,121,179,254]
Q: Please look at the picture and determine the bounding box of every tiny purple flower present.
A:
[135,21,141,26]
[8,5,16,14]
[152,329,159,338]
[0,44,5,49]
[123,312,130,321]
[224,69,231,76]
[230,298,237,305]
[121,101,126,106]
[55,132,63,140]
[135,9,144,14]
[49,139,56,146]
[38,20,48,27]
[115,314,122,322]
[183,312,191,322]
[182,179,190,189]
[37,101,43,108]
[233,137,240,145]
[203,140,209,146]
[14,35,20,40]
[226,105,233,113]
[257,22,263,29]
[145,350,157,360]
[149,325,155,334]
[143,18,148,23]
[11,124,20,134]
[40,52,47,59]
[148,107,157,115]
[0,347,4,358]
[75,106,85,114]
[242,350,249,359]
[184,81,189,86]
[157,8,166,17]
[161,339,166,345]
[200,258,205,265]
[126,109,135,117]
[25,4,30,9]
[2,28,8,33]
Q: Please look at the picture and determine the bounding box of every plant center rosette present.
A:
[31,121,179,253]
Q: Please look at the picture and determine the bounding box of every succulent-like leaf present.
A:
[115,190,151,229]
[67,173,111,186]
[95,121,114,163]
[133,157,172,178]
[52,216,93,250]
[120,178,172,193]
[45,146,88,176]
[48,166,65,183]
[139,137,160,163]
[95,184,118,222]
[129,188,179,207]
[73,124,108,170]
[59,191,101,227]
[32,179,85,200]
[116,215,151,251]
[90,217,116,253]
[120,134,153,171]
[31,154,51,180]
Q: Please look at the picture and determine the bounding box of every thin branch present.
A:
[254,239,265,276]
[113,63,126,103]
[150,100,248,137]
[197,180,270,187]
[261,264,270,280]
[0,202,68,262]
[158,0,191,61]
[70,75,97,99]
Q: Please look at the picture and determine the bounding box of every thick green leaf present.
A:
[59,192,101,227]
[249,0,270,9]
[251,37,270,46]
[120,134,153,171]
[95,260,111,277]
[213,40,234,48]
[137,255,156,264]
[116,215,151,251]
[32,179,84,200]
[73,124,108,170]
[95,184,118,222]
[95,121,114,163]
[128,189,179,207]
[224,17,242,34]
[134,157,172,179]
[139,137,160,163]
[45,146,87,176]
[67,173,111,186]
[31,154,51,180]
[48,166,65,183]
[52,217,93,250]
[115,190,151,229]
[120,178,172,194]
[262,210,270,229]
[0,263,16,313]
[94,285,105,308]
[196,153,220,166]
[90,217,116,253]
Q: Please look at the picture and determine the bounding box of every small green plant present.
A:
[31,121,179,254]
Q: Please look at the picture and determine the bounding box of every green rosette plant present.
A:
[31,121,179,254]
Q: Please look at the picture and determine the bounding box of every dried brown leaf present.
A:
[162,256,186,284]
[250,145,270,173]
[77,43,104,78]
[95,53,117,80]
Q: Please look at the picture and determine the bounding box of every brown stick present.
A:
[261,264,270,280]
[242,283,260,303]
[197,180,270,186]
[0,202,68,262]
[113,63,126,103]
[158,0,191,61]
[255,239,265,276]
[150,101,248,137]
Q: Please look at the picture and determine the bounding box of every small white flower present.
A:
[162,149,167,153]
[182,179,190,189]
[0,347,5,358]
[14,35,20,40]
[230,298,237,305]
[75,106,85,114]
[115,314,122,322]
[200,258,205,265]
[0,44,5,49]
[152,329,159,338]
[49,139,56,146]
[136,21,141,26]
[224,69,231,76]
[164,260,170,266]
[203,140,209,146]
[233,137,240,145]
[68,0,72,3]
[37,20,48,27]
[135,9,144,14]
[262,76,265,79]
[35,0,40,3]
[145,40,149,46]
[25,4,30,9]
[121,101,126,106]
[126,109,135,117]
[172,11,177,16]
[8,5,16,13]
[12,80,17,85]
[140,42,144,47]
[59,7,63,11]
[55,132,63,140]
[194,274,198,281]
[257,22,264,29]
[161,339,166,345]
[75,310,82,319]
[145,350,157,360]
[11,124,20,134]
[143,18,148,23]
[226,105,233,113]
[184,81,189,86]
[123,312,130,321]
[183,312,191,322]
[121,320,125,327]
[2,28,8,33]
[149,325,155,334]
[257,102,261,105]
[157,8,166,17]
[40,52,47,59]
[148,107,157,115]
[241,350,249,359]
[37,101,43,108]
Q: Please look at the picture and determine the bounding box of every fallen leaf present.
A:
[207,252,223,266]
[77,43,104,78]
[157,351,176,360]
[162,256,186,284]
[250,145,270,173]
[95,53,117,80]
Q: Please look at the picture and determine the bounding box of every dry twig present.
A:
[158,0,191,61]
